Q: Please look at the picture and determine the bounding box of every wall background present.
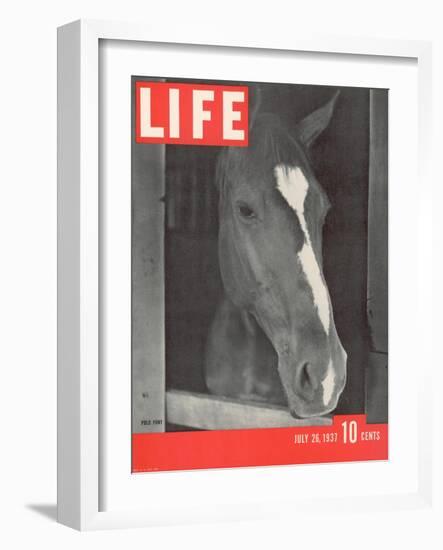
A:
[0,1,441,548]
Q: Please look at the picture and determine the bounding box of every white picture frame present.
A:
[57,19,436,531]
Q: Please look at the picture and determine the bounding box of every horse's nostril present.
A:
[294,362,319,400]
[299,363,310,389]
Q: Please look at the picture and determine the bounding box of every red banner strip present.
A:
[132,415,388,473]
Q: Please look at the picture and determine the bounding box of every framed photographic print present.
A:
[57,19,435,530]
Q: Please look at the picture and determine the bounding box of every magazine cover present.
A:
[131,77,388,473]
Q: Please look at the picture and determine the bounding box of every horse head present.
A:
[215,92,347,418]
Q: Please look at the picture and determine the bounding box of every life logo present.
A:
[135,81,249,146]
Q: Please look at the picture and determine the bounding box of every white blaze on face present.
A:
[322,359,335,406]
[274,164,331,334]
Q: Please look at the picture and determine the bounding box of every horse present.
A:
[204,92,347,419]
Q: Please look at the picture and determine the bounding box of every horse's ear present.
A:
[295,91,340,148]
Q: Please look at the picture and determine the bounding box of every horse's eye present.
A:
[237,202,256,220]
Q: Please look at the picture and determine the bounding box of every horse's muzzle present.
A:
[279,353,347,418]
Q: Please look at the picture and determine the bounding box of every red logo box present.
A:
[135,81,249,146]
